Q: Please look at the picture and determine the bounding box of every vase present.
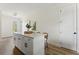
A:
[27,28,30,32]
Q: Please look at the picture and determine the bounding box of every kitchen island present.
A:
[14,32,45,55]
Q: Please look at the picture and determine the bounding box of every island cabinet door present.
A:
[14,34,21,48]
[21,36,33,55]
[33,35,45,55]
[14,34,24,52]
[16,35,23,51]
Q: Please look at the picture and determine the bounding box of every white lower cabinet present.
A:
[14,33,45,55]
[22,37,33,55]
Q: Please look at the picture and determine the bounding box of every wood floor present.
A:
[13,47,24,55]
[13,44,79,55]
[45,44,78,55]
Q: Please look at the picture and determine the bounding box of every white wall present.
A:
[26,4,77,47]
[1,15,13,37]
[26,7,60,46]
[22,20,27,34]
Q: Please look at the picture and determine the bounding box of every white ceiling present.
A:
[0,3,56,13]
[0,3,56,17]
[0,3,75,18]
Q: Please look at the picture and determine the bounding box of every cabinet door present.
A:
[59,5,77,51]
[14,34,24,51]
[21,36,33,55]
[14,34,19,47]
[33,34,45,55]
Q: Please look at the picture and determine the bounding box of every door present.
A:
[13,18,22,33]
[1,15,13,36]
[59,4,77,51]
[77,4,79,52]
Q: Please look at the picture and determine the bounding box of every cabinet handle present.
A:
[28,39,31,41]
[14,38,16,40]
[25,43,27,48]
[18,38,21,40]
[73,32,77,34]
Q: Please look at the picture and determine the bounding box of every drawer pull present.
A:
[25,43,27,47]
[14,38,16,40]
[28,39,31,41]
[18,38,21,40]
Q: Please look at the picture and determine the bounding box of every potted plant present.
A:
[26,21,31,31]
